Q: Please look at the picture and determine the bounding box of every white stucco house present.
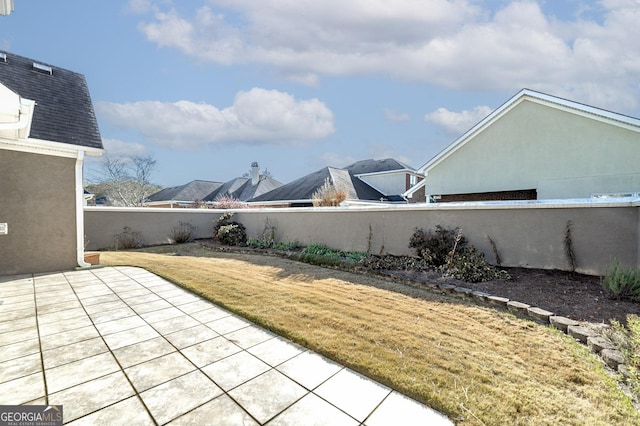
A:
[418,89,640,203]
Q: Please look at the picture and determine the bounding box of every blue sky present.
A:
[2,0,639,187]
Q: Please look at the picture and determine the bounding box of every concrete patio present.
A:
[0,266,452,425]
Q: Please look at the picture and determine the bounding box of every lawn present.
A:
[101,243,639,425]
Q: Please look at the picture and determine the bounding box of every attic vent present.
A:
[33,62,52,75]
[0,53,6,63]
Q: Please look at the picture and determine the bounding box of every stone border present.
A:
[429,280,629,374]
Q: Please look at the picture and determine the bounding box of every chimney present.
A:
[251,162,259,186]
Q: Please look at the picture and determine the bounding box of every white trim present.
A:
[402,179,426,198]
[354,169,421,178]
[0,136,103,158]
[75,151,90,268]
[418,88,640,174]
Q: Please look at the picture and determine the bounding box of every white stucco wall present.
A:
[426,99,640,200]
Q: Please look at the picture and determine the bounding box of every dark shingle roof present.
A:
[203,178,249,201]
[147,180,222,202]
[0,51,103,149]
[345,158,413,175]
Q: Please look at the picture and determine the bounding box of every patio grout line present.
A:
[31,273,49,406]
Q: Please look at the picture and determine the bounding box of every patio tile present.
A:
[83,300,129,315]
[269,392,359,426]
[36,293,78,306]
[228,369,307,424]
[2,293,35,304]
[206,316,251,335]
[101,325,161,351]
[77,293,120,306]
[66,395,155,426]
[48,371,135,423]
[125,352,196,392]
[36,299,82,315]
[176,300,215,315]
[314,369,391,422]
[164,324,219,349]
[0,372,45,405]
[116,288,153,299]
[180,336,242,367]
[365,391,453,426]
[247,336,304,367]
[165,294,202,306]
[111,336,175,368]
[201,350,270,391]
[154,288,191,298]
[45,352,121,393]
[42,337,109,369]
[121,292,161,305]
[0,326,39,346]
[88,306,137,324]
[0,338,40,363]
[37,307,86,325]
[150,315,200,335]
[38,315,94,337]
[0,307,35,322]
[40,325,101,351]
[0,352,41,384]
[0,315,35,334]
[168,394,258,426]
[94,315,148,336]
[140,370,222,425]
[0,299,34,312]
[188,306,230,323]
[277,351,343,390]
[140,306,186,324]
[221,326,274,349]
[129,299,173,314]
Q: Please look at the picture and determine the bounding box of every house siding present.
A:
[426,99,640,200]
[0,150,77,275]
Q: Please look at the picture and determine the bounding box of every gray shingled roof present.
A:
[345,158,413,175]
[0,51,103,149]
[147,180,222,203]
[203,178,249,201]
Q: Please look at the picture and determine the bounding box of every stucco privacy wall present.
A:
[85,201,640,276]
[426,100,640,199]
[0,150,77,275]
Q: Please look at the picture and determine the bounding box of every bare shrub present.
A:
[312,178,348,207]
[169,221,197,244]
[114,226,143,250]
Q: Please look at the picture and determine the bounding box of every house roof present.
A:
[237,176,283,201]
[147,180,222,203]
[203,177,249,202]
[345,158,414,175]
[0,51,103,150]
[251,166,386,203]
[418,88,640,174]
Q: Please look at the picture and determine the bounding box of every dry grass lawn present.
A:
[101,244,639,425]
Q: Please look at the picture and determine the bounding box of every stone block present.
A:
[486,296,509,307]
[549,316,579,333]
[527,307,554,324]
[472,291,490,302]
[587,336,614,354]
[568,325,594,344]
[507,300,530,314]
[601,348,625,369]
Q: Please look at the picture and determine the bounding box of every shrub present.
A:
[602,262,640,302]
[169,221,197,244]
[409,225,467,267]
[214,195,249,209]
[213,212,247,246]
[273,241,302,251]
[299,244,366,266]
[362,254,429,271]
[409,225,510,282]
[611,315,640,397]
[114,226,143,250]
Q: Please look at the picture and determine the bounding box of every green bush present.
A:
[273,241,302,251]
[602,263,640,302]
[213,212,247,246]
[299,244,366,266]
[611,314,640,397]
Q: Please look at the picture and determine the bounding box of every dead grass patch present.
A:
[102,244,639,425]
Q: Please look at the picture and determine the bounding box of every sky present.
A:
[1,0,639,187]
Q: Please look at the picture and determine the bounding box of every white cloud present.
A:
[101,138,150,156]
[425,105,493,135]
[136,0,640,111]
[96,88,334,149]
[383,109,410,122]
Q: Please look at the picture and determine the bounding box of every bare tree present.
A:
[92,154,158,207]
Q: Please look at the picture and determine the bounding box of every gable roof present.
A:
[419,88,640,174]
[147,180,222,203]
[0,51,103,150]
[345,158,414,175]
[203,177,249,201]
[251,166,386,203]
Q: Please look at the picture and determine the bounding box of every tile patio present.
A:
[0,267,452,425]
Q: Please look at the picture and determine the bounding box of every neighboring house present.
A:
[418,89,640,202]
[251,158,420,207]
[146,180,222,208]
[203,162,282,203]
[0,51,103,275]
